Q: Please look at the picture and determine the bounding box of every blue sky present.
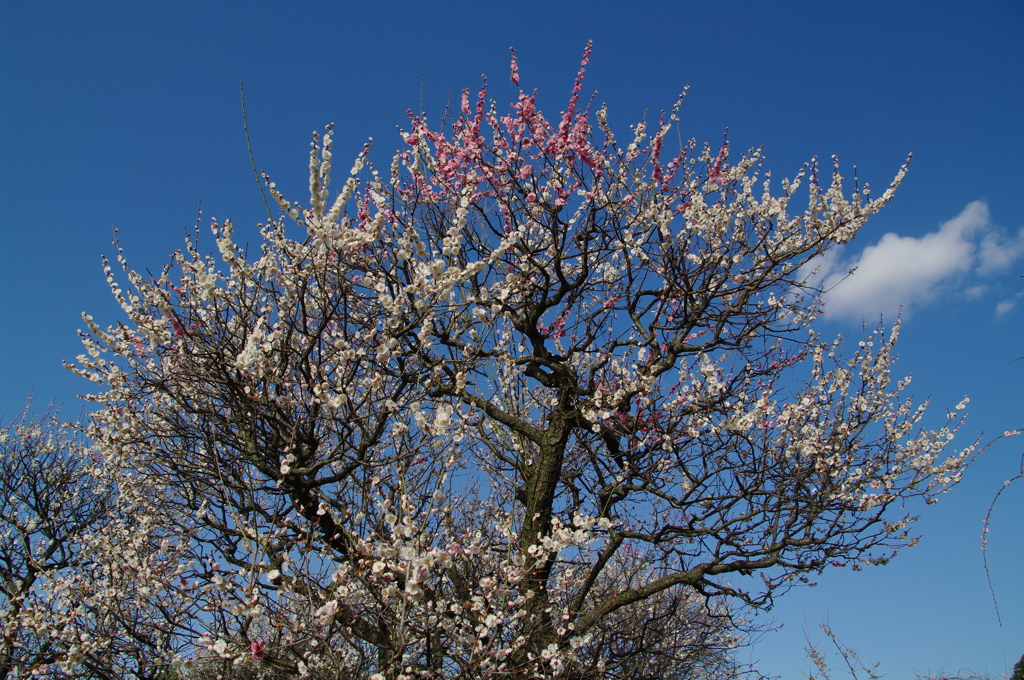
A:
[1,2,1021,676]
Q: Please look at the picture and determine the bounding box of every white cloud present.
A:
[978,226,1024,273]
[996,291,1023,317]
[819,201,1024,321]
[964,284,988,300]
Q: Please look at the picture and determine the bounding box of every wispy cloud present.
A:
[818,201,1024,321]
[996,291,1024,317]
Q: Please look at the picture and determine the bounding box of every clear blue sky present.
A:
[1,2,1021,677]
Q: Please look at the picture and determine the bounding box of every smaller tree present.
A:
[804,625,1023,680]
[0,402,109,678]
[1,403,201,680]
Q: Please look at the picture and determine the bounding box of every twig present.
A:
[240,82,274,223]
[981,430,1023,626]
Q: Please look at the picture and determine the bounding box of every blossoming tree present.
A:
[53,45,974,679]
[0,405,105,678]
[0,403,204,680]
